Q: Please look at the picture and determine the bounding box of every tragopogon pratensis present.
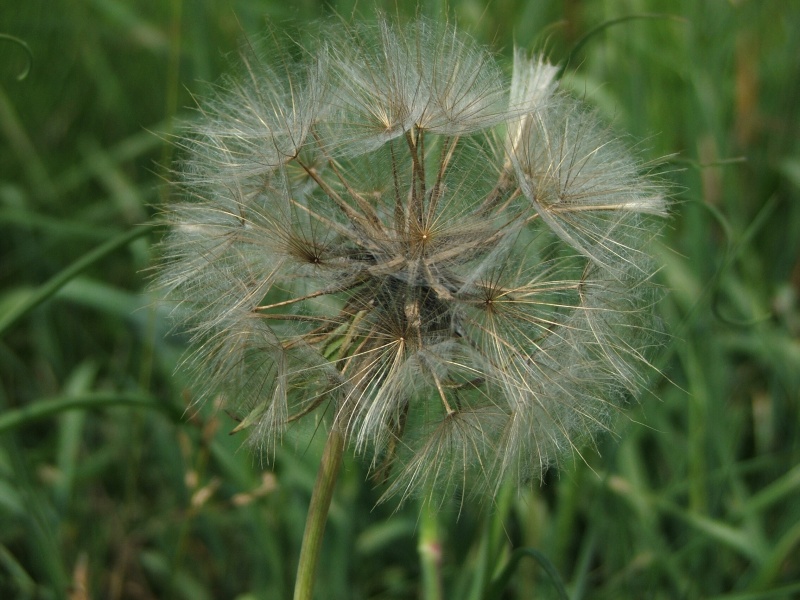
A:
[155,17,667,507]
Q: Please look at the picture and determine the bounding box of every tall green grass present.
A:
[1,1,798,598]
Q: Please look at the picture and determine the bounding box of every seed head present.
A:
[155,17,667,505]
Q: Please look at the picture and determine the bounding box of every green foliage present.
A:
[1,1,798,599]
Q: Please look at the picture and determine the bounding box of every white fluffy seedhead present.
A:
[154,16,667,506]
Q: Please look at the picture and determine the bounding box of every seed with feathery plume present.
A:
[155,17,667,505]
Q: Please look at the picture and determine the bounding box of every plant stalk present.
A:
[293,425,345,600]
[419,498,444,600]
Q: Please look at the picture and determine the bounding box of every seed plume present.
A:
[155,17,667,504]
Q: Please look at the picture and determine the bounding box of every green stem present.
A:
[293,425,345,600]
[419,498,444,600]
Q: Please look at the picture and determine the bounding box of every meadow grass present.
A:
[1,1,798,599]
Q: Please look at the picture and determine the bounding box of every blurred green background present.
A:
[1,1,799,598]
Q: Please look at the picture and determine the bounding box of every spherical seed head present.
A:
[155,16,667,505]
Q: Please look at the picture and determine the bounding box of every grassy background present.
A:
[1,0,799,598]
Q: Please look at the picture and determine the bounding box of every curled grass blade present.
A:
[563,14,687,75]
[0,34,33,81]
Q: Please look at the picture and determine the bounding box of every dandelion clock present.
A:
[154,16,666,599]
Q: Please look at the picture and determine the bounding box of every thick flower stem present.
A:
[293,425,345,600]
[418,498,444,600]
